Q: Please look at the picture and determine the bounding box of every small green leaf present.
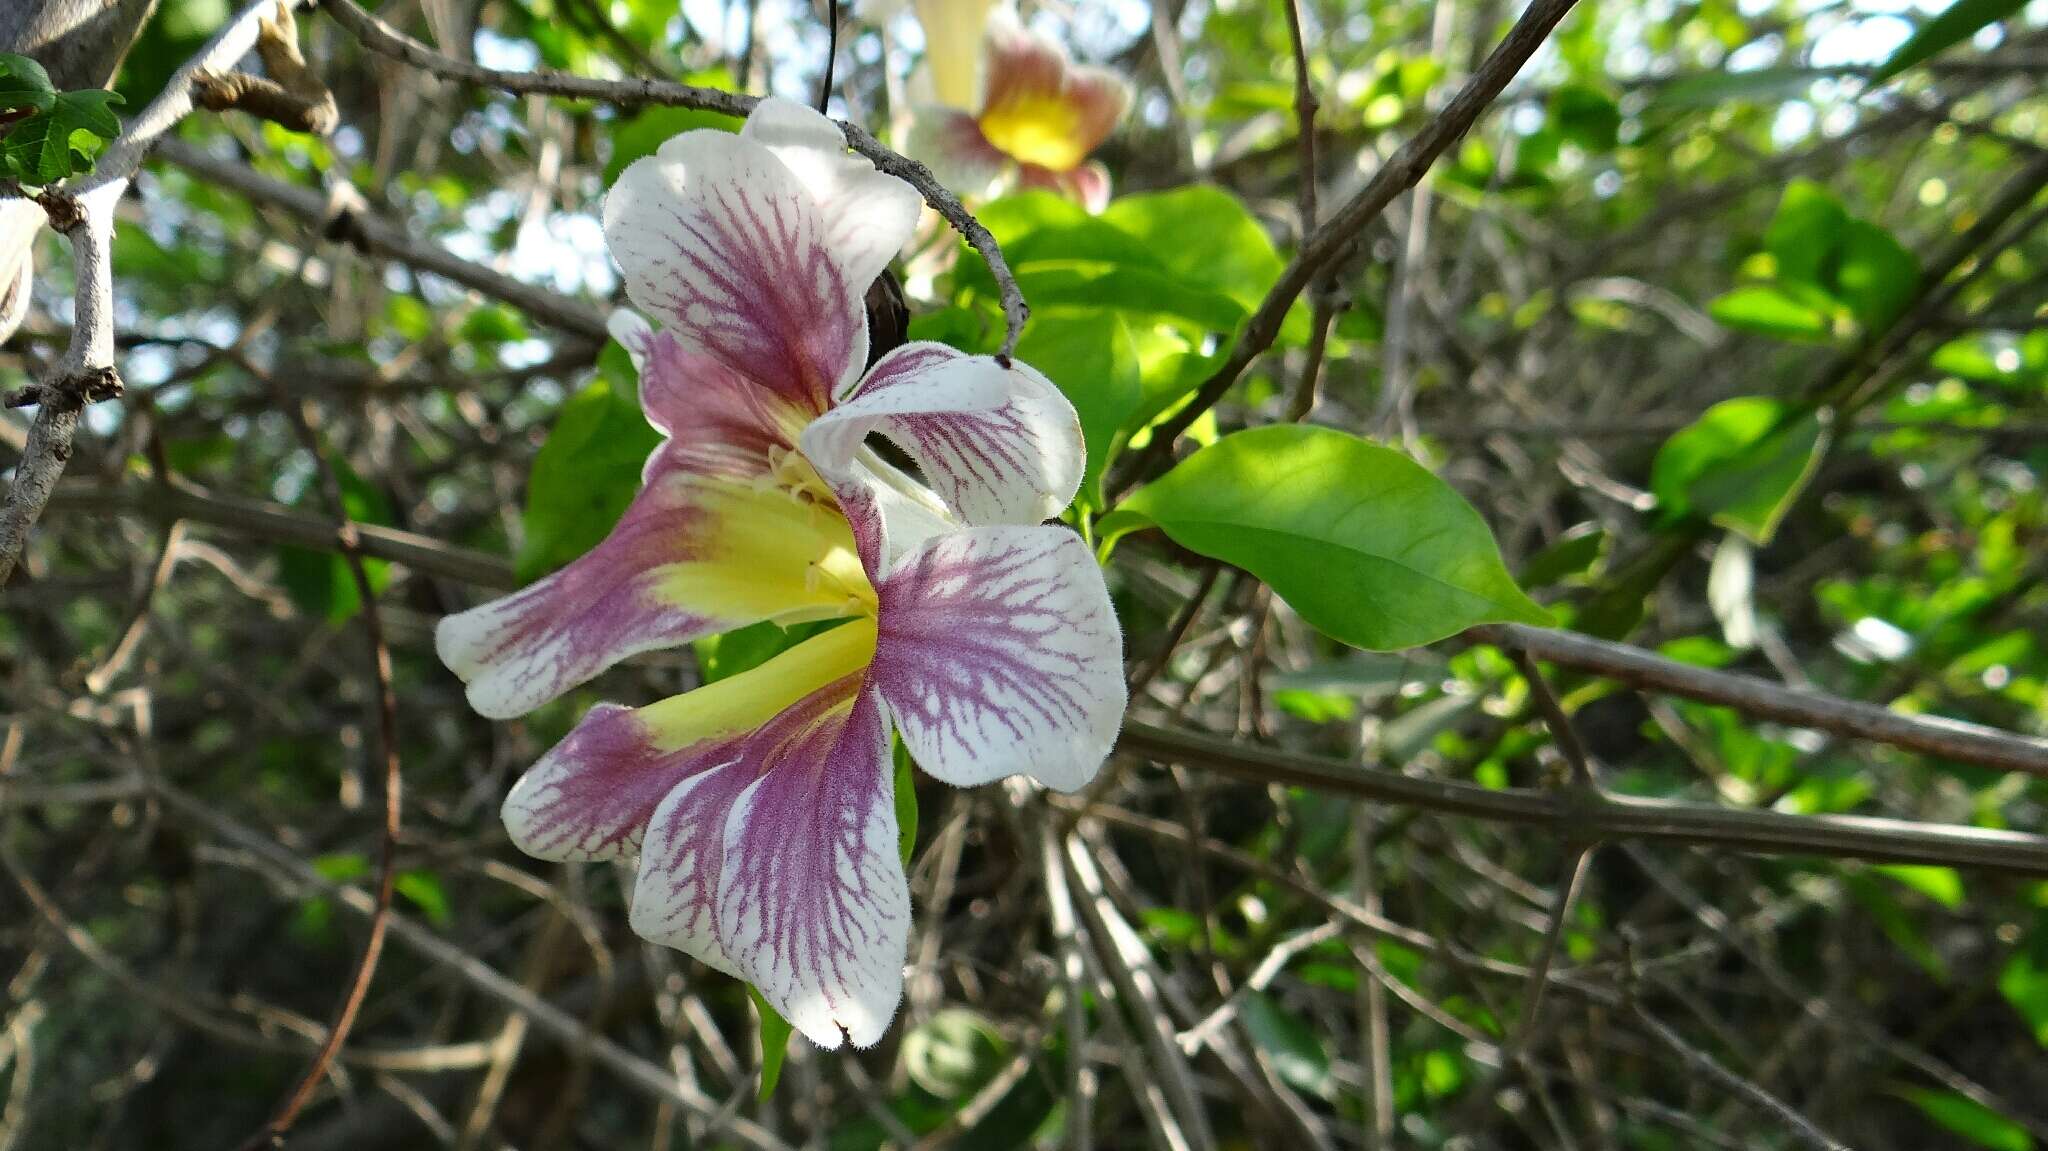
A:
[695,619,833,685]
[0,88,123,184]
[1240,992,1333,1098]
[1870,0,2029,86]
[602,69,737,182]
[1874,864,1965,909]
[1896,1087,2032,1151]
[516,374,662,581]
[750,986,795,1100]
[893,741,918,867]
[1013,311,1141,510]
[1708,285,1833,341]
[396,870,452,927]
[1765,180,1849,288]
[1649,397,1830,544]
[0,54,56,119]
[278,464,394,622]
[1520,524,1609,587]
[1100,426,1549,650]
[1836,219,1919,330]
[1998,948,2048,1047]
[903,1008,1010,1100]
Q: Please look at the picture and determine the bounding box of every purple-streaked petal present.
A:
[614,315,808,485]
[501,619,876,862]
[869,525,1124,793]
[738,98,921,314]
[437,478,870,718]
[604,121,867,412]
[716,682,910,1048]
[903,106,1007,202]
[800,342,1083,530]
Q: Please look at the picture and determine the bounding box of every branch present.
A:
[193,3,339,135]
[1117,722,2048,874]
[154,138,610,340]
[321,0,1031,357]
[0,0,320,587]
[1112,0,1582,493]
[1471,622,2048,778]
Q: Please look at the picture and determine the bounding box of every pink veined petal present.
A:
[715,682,910,1049]
[738,98,921,332]
[800,341,1084,530]
[502,702,739,866]
[869,525,1125,793]
[1017,160,1112,213]
[603,123,867,412]
[630,762,759,976]
[618,318,807,486]
[436,474,720,719]
[902,106,1008,201]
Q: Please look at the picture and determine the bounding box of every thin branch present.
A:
[322,0,1031,357]
[1117,721,2048,873]
[1471,622,2048,778]
[234,394,405,1150]
[1112,0,1582,492]
[155,139,610,339]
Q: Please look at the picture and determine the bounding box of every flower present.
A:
[435,98,1125,1048]
[905,7,1130,211]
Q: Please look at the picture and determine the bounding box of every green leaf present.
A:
[695,619,834,685]
[1101,186,1302,339]
[903,1008,1010,1100]
[1873,864,1965,909]
[515,375,662,581]
[1100,426,1550,649]
[396,870,452,927]
[893,741,918,867]
[749,986,795,1100]
[1766,180,1850,288]
[1520,524,1609,587]
[1870,0,2029,85]
[1240,992,1333,1098]
[0,88,123,184]
[1896,1087,2032,1151]
[1836,219,1919,330]
[602,70,737,182]
[1013,311,1141,510]
[1708,285,1833,342]
[1649,397,1830,544]
[1999,948,2048,1047]
[0,54,55,119]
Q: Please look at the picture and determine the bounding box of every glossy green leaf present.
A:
[1870,0,2029,85]
[1836,219,1920,330]
[1873,864,1965,909]
[1520,523,1609,587]
[1896,1087,2032,1151]
[1708,285,1833,342]
[1014,310,1141,510]
[1100,426,1550,650]
[1650,397,1830,544]
[516,372,662,582]
[1766,180,1850,287]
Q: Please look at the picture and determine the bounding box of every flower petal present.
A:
[503,620,877,865]
[612,311,807,485]
[869,525,1124,792]
[738,99,921,325]
[800,342,1084,530]
[716,682,910,1048]
[977,14,1130,173]
[911,0,995,109]
[903,106,1007,201]
[604,118,868,412]
[437,479,869,718]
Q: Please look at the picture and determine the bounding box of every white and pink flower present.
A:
[435,98,1124,1048]
[904,4,1131,211]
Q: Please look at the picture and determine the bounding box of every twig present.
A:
[1472,622,2048,778]
[1118,721,2048,873]
[1618,933,1852,1151]
[235,395,404,1150]
[1111,0,1582,493]
[155,139,609,339]
[321,0,1031,357]
[194,4,339,135]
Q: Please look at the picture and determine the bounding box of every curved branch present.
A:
[322,0,1031,357]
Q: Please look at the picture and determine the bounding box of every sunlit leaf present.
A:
[1650,397,1830,544]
